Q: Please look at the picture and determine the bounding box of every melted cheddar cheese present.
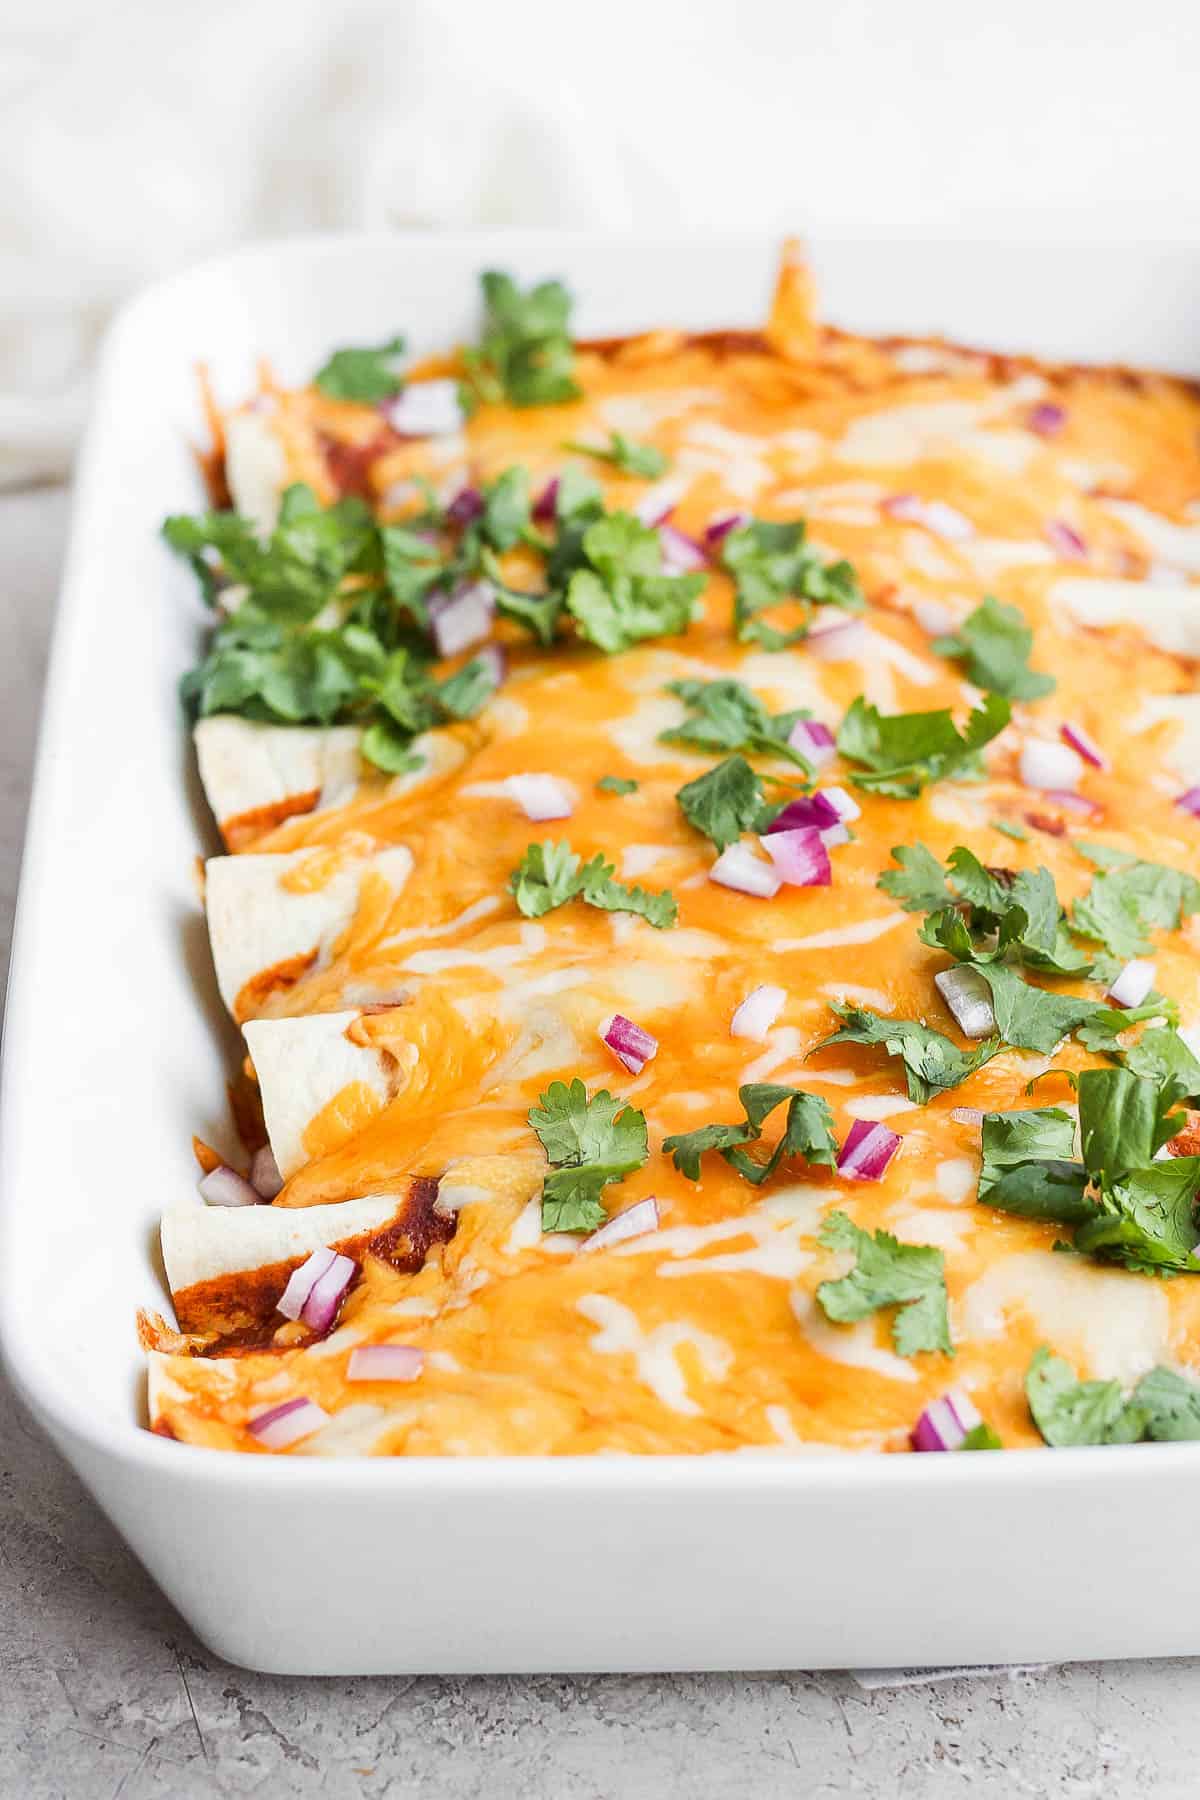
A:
[147,249,1200,1458]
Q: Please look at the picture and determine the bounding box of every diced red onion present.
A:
[912,597,956,636]
[808,617,870,662]
[532,477,559,523]
[788,718,836,767]
[911,1389,982,1453]
[1046,519,1088,562]
[197,1165,260,1208]
[1026,402,1067,437]
[1108,959,1156,1009]
[705,511,750,547]
[837,1119,902,1182]
[248,1395,328,1450]
[730,984,786,1040]
[820,785,860,823]
[601,1013,659,1075]
[1060,721,1107,770]
[506,773,574,821]
[1019,738,1083,793]
[429,579,495,658]
[446,485,484,527]
[249,1144,283,1200]
[758,825,832,887]
[1042,788,1100,817]
[301,1252,356,1334]
[934,966,997,1038]
[1176,786,1200,818]
[475,642,507,688]
[634,478,685,527]
[381,378,464,438]
[883,494,974,541]
[277,1246,336,1321]
[767,793,840,834]
[347,1344,424,1383]
[951,1106,985,1129]
[658,523,708,573]
[766,787,858,850]
[709,843,782,898]
[582,1197,660,1253]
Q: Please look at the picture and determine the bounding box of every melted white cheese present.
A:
[961,1252,1169,1382]
[576,1295,733,1416]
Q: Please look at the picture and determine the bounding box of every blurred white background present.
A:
[1,0,1197,485]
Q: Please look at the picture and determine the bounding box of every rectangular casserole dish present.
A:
[3,230,1200,1675]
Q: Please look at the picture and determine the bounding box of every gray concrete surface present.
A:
[3,485,1200,1798]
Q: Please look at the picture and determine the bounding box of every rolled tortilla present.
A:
[205,844,413,1020]
[243,1009,401,1179]
[195,717,473,850]
[161,1176,451,1335]
[194,716,364,850]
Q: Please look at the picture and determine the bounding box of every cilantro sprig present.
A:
[563,433,667,477]
[660,678,813,768]
[1071,850,1200,961]
[814,1003,1001,1104]
[663,1083,838,1186]
[837,694,1010,798]
[508,842,677,929]
[463,271,580,408]
[529,1079,648,1232]
[816,1212,952,1356]
[932,595,1055,700]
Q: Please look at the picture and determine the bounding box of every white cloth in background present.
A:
[0,0,1198,486]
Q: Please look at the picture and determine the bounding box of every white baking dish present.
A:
[3,231,1200,1676]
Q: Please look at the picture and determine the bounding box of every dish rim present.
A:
[4,225,1199,1490]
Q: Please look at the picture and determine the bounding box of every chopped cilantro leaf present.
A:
[565,514,703,653]
[877,843,954,914]
[977,1071,1200,1276]
[837,694,1010,798]
[932,595,1055,699]
[1072,857,1200,960]
[464,271,580,408]
[597,775,638,795]
[991,818,1030,842]
[1025,1348,1146,1446]
[817,1212,952,1356]
[313,335,406,403]
[563,433,668,477]
[1077,1014,1200,1103]
[721,518,863,649]
[814,1003,1001,1104]
[529,1078,648,1232]
[675,756,767,851]
[961,1422,1004,1450]
[967,963,1103,1055]
[883,843,1090,976]
[663,1083,837,1186]
[660,678,812,768]
[978,1108,1090,1223]
[1025,1348,1200,1445]
[508,842,677,929]
[379,525,445,627]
